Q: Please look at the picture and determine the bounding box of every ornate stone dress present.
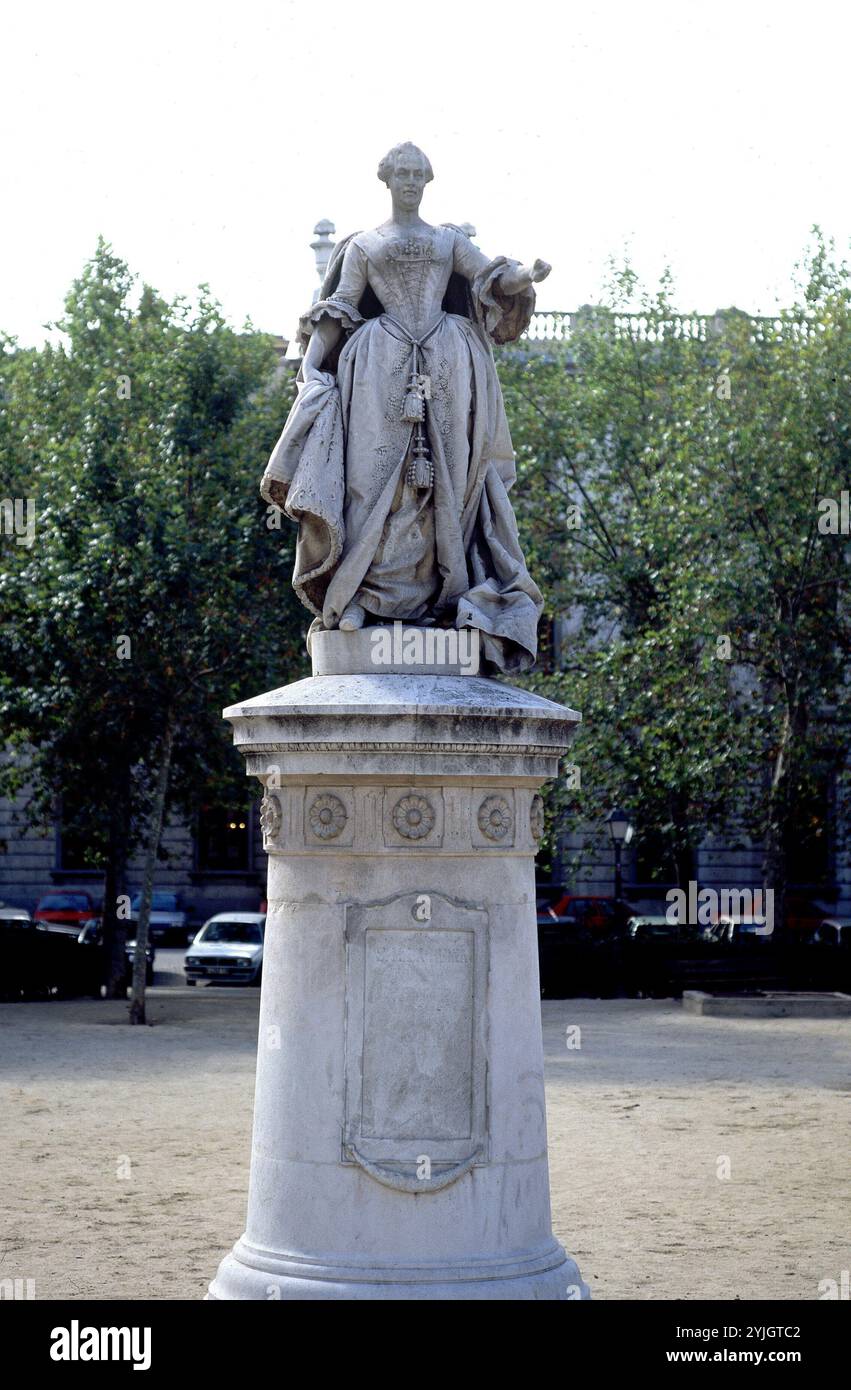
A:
[262,224,544,673]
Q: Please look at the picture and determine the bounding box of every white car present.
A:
[185,912,265,986]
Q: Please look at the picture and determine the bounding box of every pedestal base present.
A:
[209,1239,588,1300]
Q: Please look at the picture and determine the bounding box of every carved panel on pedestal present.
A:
[343,891,488,1192]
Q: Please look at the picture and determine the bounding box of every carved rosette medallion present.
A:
[478,795,513,842]
[260,792,282,844]
[308,793,348,840]
[392,794,435,841]
[530,794,545,843]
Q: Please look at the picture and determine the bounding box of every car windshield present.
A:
[38,894,89,910]
[199,921,262,944]
[131,892,178,911]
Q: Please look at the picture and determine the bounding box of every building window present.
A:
[196,805,252,873]
[786,771,833,888]
[633,830,678,889]
[56,804,99,872]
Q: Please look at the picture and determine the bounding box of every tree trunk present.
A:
[762,705,794,938]
[128,710,176,1025]
[670,792,695,892]
[102,815,130,999]
[674,844,695,894]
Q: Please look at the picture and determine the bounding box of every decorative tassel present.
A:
[407,422,433,490]
[401,359,431,423]
[400,341,433,485]
[402,383,425,423]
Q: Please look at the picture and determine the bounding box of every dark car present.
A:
[75,922,155,989]
[784,893,837,936]
[539,895,631,936]
[536,897,631,998]
[797,918,851,992]
[34,891,97,933]
[813,917,851,948]
[1,918,104,1000]
[713,914,774,945]
[626,913,691,942]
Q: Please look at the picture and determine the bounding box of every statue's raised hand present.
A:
[498,258,553,295]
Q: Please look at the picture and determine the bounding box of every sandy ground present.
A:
[0,992,848,1300]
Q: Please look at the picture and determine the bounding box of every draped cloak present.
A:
[261,224,543,673]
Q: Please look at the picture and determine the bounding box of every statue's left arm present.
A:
[451,231,551,345]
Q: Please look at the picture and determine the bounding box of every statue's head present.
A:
[378,142,433,211]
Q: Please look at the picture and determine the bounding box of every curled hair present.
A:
[377,142,434,186]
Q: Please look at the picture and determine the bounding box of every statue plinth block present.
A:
[207,660,589,1300]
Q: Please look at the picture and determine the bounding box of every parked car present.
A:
[0,901,32,927]
[713,914,774,945]
[539,895,632,936]
[1,917,104,1000]
[185,913,265,986]
[0,917,40,999]
[33,891,98,934]
[129,890,188,945]
[795,917,851,992]
[537,898,631,998]
[73,922,155,989]
[784,892,836,935]
[814,917,851,948]
[626,914,688,941]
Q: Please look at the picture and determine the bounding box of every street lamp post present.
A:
[606,807,634,905]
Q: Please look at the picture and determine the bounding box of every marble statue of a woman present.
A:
[261,141,551,673]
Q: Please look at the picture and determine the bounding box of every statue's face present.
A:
[386,153,428,210]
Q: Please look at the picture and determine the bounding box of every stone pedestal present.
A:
[208,650,588,1300]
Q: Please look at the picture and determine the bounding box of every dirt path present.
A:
[0,996,847,1299]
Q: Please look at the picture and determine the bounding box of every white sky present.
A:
[2,0,850,346]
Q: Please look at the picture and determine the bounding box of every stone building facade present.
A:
[0,783,266,923]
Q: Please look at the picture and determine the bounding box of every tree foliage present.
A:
[501,235,851,904]
[0,239,306,1006]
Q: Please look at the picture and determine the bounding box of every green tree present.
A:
[0,240,306,1016]
[500,238,851,913]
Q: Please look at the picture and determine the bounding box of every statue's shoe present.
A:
[339,602,366,632]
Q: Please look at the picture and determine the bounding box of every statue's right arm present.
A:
[302,238,368,382]
[302,315,343,383]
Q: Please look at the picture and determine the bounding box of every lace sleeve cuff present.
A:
[471,257,535,345]
[298,295,364,349]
